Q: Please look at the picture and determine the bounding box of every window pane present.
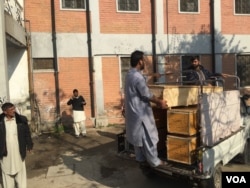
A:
[62,0,85,9]
[235,0,250,14]
[237,55,250,87]
[33,58,54,70]
[180,0,198,12]
[118,0,139,11]
[181,55,194,83]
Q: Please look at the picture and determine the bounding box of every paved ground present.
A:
[0,124,249,188]
[26,125,193,188]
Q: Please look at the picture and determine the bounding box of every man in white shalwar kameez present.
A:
[0,102,33,188]
[67,89,87,138]
[124,50,167,168]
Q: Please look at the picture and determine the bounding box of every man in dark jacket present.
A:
[67,89,87,138]
[0,102,33,188]
[185,55,226,85]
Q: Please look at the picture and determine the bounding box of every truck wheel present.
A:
[242,139,250,165]
[199,164,222,188]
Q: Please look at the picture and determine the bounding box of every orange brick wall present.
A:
[24,0,52,32]
[58,57,92,125]
[33,58,93,129]
[221,0,250,34]
[99,0,152,33]
[33,72,57,130]
[24,0,87,32]
[164,1,211,34]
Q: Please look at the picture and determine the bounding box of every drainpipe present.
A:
[51,0,61,125]
[166,0,169,54]
[24,19,36,132]
[210,0,215,72]
[151,0,157,80]
[86,0,95,118]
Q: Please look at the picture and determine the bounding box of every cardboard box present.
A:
[148,85,223,107]
[167,106,198,136]
[167,135,198,165]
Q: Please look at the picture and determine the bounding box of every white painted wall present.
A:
[31,32,250,58]
[0,1,9,105]
[7,47,30,117]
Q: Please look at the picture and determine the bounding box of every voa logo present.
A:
[226,176,246,184]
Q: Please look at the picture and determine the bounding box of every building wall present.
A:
[99,0,152,34]
[23,0,250,129]
[58,57,91,126]
[164,0,211,34]
[221,0,250,34]
[1,0,31,117]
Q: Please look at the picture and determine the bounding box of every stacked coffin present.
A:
[148,85,223,107]
[166,106,199,164]
[150,85,241,165]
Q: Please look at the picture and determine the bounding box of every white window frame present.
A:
[60,0,86,11]
[116,0,140,13]
[178,0,200,14]
[234,0,250,15]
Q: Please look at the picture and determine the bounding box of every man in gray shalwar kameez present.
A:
[124,50,167,168]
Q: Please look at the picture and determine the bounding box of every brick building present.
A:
[20,0,250,132]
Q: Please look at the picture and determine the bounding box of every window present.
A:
[181,55,198,84]
[117,0,139,12]
[235,0,250,14]
[237,55,250,87]
[120,57,130,89]
[61,0,85,10]
[179,0,199,13]
[33,58,54,71]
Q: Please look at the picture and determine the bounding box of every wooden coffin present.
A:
[167,135,198,165]
[148,85,223,107]
[200,90,241,146]
[167,106,198,136]
[153,108,167,129]
[157,127,167,152]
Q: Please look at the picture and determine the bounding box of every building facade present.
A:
[0,0,31,122]
[2,0,248,132]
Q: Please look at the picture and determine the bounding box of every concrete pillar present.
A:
[93,56,109,127]
[0,2,9,105]
[214,0,223,73]
[91,0,108,127]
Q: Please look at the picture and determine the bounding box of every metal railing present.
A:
[4,0,23,26]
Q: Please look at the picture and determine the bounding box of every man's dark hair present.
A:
[130,50,144,67]
[1,102,14,111]
[73,89,78,93]
[190,55,200,62]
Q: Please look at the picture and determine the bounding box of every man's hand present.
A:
[150,96,168,108]
[221,73,229,78]
[158,99,168,109]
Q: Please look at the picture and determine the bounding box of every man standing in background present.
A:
[67,89,87,138]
